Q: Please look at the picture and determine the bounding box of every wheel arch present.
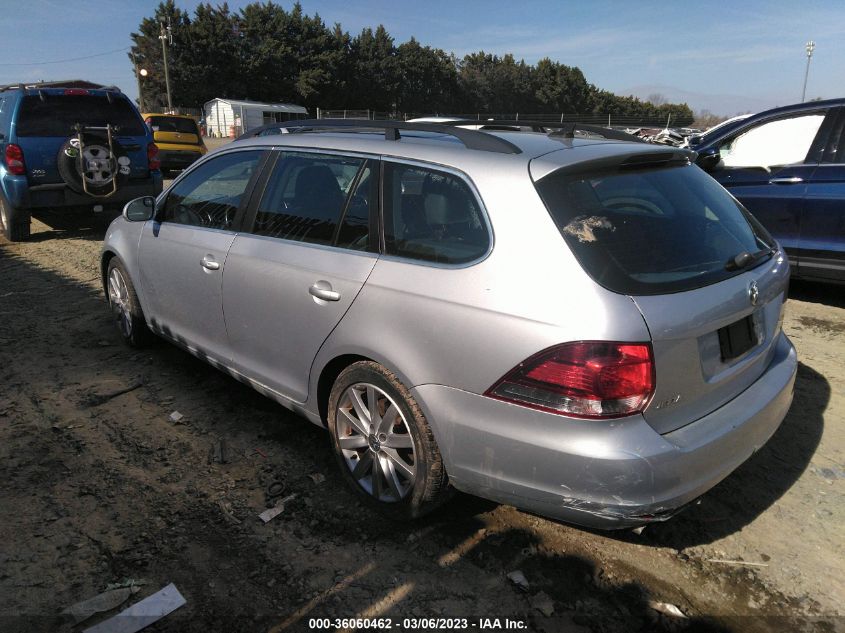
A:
[316,354,370,427]
[312,340,424,426]
[101,250,118,296]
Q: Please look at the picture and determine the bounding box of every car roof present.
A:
[695,97,845,146]
[227,127,687,176]
[142,113,196,119]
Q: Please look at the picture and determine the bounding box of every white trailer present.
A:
[203,98,308,137]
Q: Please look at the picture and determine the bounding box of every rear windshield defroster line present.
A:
[534,163,775,295]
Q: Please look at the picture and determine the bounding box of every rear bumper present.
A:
[158,149,204,169]
[412,331,797,529]
[5,175,163,211]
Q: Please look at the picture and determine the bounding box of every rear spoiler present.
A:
[533,148,698,182]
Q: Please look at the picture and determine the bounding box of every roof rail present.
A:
[441,119,645,143]
[0,84,121,93]
[267,119,522,154]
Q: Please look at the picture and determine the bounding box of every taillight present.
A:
[63,89,90,96]
[5,144,26,176]
[147,143,160,171]
[485,341,655,419]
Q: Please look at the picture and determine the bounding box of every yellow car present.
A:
[142,113,207,175]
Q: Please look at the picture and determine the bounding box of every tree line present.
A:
[131,1,693,125]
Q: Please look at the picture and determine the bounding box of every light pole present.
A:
[801,40,815,103]
[159,19,174,112]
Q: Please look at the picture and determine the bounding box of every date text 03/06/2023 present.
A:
[308,617,529,630]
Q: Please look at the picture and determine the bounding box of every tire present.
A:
[0,195,30,242]
[57,132,131,196]
[106,258,153,347]
[327,361,451,520]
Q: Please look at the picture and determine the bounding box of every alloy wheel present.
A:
[336,383,416,502]
[82,145,115,185]
[108,267,133,337]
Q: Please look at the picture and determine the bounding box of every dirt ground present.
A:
[1,195,843,632]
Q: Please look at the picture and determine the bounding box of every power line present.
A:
[0,46,131,66]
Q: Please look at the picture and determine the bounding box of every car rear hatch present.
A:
[145,115,201,146]
[15,91,151,184]
[532,146,789,434]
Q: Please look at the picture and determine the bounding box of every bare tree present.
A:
[693,109,725,129]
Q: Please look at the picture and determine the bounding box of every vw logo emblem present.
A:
[749,281,759,306]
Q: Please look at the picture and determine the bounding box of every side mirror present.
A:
[123,196,156,222]
[696,147,721,172]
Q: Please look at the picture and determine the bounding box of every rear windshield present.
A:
[146,116,198,135]
[17,95,145,137]
[534,163,775,295]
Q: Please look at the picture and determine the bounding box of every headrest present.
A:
[425,193,458,225]
[295,165,339,197]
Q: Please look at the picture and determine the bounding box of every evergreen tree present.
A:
[129,0,694,125]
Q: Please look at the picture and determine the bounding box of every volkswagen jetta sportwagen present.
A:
[101,119,796,528]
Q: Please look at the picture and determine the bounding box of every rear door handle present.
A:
[309,282,340,302]
[769,177,804,184]
[201,256,220,271]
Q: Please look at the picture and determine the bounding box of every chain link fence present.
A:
[152,106,685,138]
[317,109,682,129]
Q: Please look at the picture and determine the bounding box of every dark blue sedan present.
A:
[691,98,845,283]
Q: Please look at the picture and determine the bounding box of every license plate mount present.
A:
[718,315,757,361]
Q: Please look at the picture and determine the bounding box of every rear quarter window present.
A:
[383,163,490,265]
[534,163,775,295]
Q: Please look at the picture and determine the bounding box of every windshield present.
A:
[17,95,145,137]
[534,163,775,295]
[146,116,199,135]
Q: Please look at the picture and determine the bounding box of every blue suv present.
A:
[0,84,163,241]
[691,98,845,283]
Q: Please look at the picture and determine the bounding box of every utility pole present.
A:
[159,19,174,111]
[801,40,815,103]
[130,50,145,113]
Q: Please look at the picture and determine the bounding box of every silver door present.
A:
[138,150,263,361]
[223,153,377,402]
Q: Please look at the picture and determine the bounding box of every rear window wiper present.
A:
[725,247,775,271]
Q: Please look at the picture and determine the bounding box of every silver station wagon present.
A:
[102,120,797,528]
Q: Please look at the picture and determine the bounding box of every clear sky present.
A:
[2,0,843,116]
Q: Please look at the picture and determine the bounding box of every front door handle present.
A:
[201,256,220,271]
[769,177,804,184]
[309,281,341,302]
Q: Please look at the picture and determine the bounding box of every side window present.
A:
[162,151,261,229]
[251,152,363,245]
[383,163,489,264]
[719,114,825,169]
